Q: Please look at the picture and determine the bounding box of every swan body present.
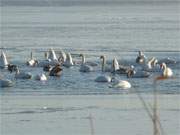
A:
[160,63,173,77]
[111,79,131,89]
[127,70,150,78]
[111,58,120,72]
[95,75,112,82]
[0,78,13,87]
[35,73,47,81]
[15,69,32,79]
[79,54,93,72]
[0,51,9,68]
[63,53,74,68]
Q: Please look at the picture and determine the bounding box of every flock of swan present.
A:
[0,49,176,89]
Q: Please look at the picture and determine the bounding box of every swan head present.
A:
[100,55,105,59]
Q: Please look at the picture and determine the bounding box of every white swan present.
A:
[15,68,32,79]
[79,54,93,72]
[0,78,13,87]
[58,50,67,63]
[111,58,120,72]
[136,51,146,64]
[27,51,38,66]
[160,63,173,77]
[0,50,9,68]
[100,55,111,72]
[110,78,131,89]
[143,57,161,72]
[38,52,59,67]
[48,48,58,61]
[127,66,151,78]
[63,53,74,68]
[95,75,112,82]
[35,73,47,81]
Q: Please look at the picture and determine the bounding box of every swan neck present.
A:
[81,55,85,64]
[101,56,106,72]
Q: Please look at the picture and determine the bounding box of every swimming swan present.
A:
[27,51,38,66]
[143,57,161,72]
[100,55,111,72]
[0,50,9,68]
[79,54,93,72]
[136,51,146,64]
[160,63,173,77]
[63,53,74,68]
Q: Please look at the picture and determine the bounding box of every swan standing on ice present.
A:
[63,53,74,68]
[0,50,9,69]
[79,54,93,72]
[15,68,32,79]
[0,78,13,87]
[160,63,173,77]
[27,51,38,66]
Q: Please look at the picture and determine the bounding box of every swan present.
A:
[160,63,173,77]
[27,51,38,66]
[49,64,63,76]
[100,55,111,72]
[63,53,74,68]
[38,52,59,67]
[0,50,9,68]
[0,78,13,87]
[79,54,93,72]
[48,48,58,61]
[111,58,119,72]
[95,75,112,82]
[143,57,161,72]
[136,51,146,64]
[127,67,151,78]
[58,50,67,63]
[110,78,131,89]
[15,68,32,79]
[35,73,47,81]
